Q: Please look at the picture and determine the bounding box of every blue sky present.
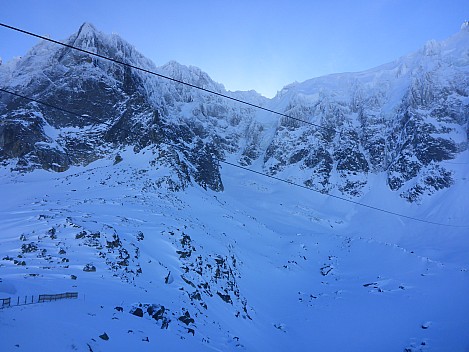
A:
[0,0,467,97]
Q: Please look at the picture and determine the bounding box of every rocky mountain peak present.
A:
[160,60,223,91]
[76,22,98,37]
[1,24,468,201]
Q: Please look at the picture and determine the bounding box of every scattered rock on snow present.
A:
[130,307,144,317]
[421,321,432,329]
[99,332,109,341]
[83,264,96,272]
[178,311,195,325]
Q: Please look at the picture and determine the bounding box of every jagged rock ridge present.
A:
[1,22,468,201]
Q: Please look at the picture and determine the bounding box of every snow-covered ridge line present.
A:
[0,22,468,202]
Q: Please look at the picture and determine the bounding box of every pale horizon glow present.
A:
[0,0,467,98]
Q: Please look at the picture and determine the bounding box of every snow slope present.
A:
[1,147,468,351]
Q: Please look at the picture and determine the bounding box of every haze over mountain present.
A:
[0,22,468,351]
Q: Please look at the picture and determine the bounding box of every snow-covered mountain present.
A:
[263,23,469,202]
[1,23,468,351]
[2,22,469,201]
[2,22,468,201]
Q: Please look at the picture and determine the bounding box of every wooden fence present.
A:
[0,292,78,309]
[38,292,78,302]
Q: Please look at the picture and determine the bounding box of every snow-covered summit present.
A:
[277,24,469,99]
[459,20,469,33]
[76,21,97,37]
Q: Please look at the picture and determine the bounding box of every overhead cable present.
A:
[1,87,466,228]
[0,22,341,135]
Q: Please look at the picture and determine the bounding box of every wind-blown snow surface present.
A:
[1,148,468,351]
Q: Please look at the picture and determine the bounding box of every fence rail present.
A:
[0,292,78,309]
[38,292,78,302]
